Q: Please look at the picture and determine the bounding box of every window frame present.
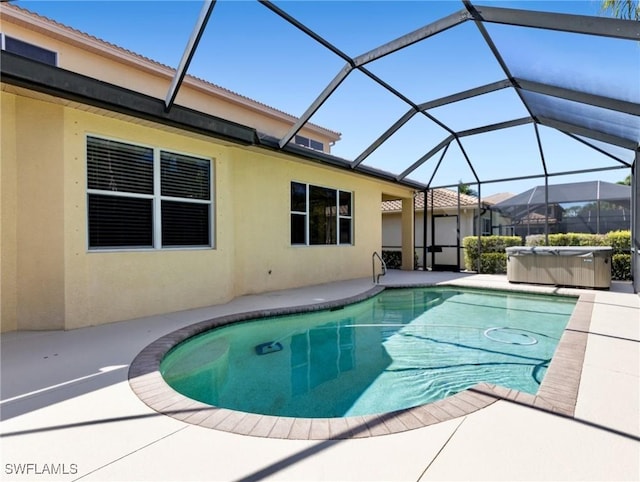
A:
[290,181,353,247]
[293,135,324,152]
[86,134,214,251]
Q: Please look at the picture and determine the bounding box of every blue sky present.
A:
[18,0,638,196]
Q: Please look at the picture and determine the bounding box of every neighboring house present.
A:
[0,4,418,332]
[382,189,513,271]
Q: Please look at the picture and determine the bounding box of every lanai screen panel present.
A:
[257,1,638,189]
[35,0,633,189]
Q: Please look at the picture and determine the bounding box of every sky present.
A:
[15,0,639,197]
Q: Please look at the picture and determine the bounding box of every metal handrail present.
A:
[372,251,387,284]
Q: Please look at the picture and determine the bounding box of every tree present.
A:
[601,0,640,20]
[458,180,477,196]
[617,174,631,185]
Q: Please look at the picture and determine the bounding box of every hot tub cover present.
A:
[506,246,613,257]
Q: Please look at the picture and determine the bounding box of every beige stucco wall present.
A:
[61,107,237,329]
[231,147,396,295]
[1,89,413,331]
[14,95,67,330]
[0,92,18,332]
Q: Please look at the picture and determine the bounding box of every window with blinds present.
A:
[87,136,213,249]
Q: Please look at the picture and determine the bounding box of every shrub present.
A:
[526,233,607,247]
[479,252,507,274]
[463,235,522,272]
[381,250,419,270]
[605,230,631,255]
[612,254,632,281]
[381,250,402,269]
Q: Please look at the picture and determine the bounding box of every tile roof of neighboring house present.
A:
[4,3,341,140]
[381,189,480,212]
[518,212,558,224]
[482,192,515,206]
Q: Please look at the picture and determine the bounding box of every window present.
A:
[1,34,57,66]
[290,181,352,246]
[293,135,324,152]
[482,217,492,235]
[87,136,213,249]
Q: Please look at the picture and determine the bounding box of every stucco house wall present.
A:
[0,5,415,332]
[382,190,512,270]
[1,86,412,332]
[382,209,476,269]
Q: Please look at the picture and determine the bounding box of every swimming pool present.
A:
[160,287,576,418]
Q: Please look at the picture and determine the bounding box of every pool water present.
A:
[161,287,576,418]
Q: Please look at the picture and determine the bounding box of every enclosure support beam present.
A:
[352,110,418,168]
[165,0,216,111]
[353,10,471,66]
[469,3,640,40]
[401,197,415,271]
[476,183,481,273]
[516,78,640,116]
[430,189,436,270]
[418,79,511,111]
[397,136,453,181]
[544,176,549,245]
[279,64,352,149]
[457,117,532,138]
[633,151,640,293]
[423,188,429,270]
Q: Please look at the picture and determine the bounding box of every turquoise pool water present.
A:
[161,287,576,418]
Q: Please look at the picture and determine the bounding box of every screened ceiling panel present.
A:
[178,1,638,192]
[267,1,462,58]
[303,69,410,161]
[364,21,505,103]
[522,91,640,145]
[404,142,450,186]
[426,87,530,133]
[537,125,630,174]
[484,22,640,104]
[572,135,636,165]
[188,0,345,118]
[360,114,450,174]
[457,124,542,181]
[105,0,637,193]
[412,141,477,188]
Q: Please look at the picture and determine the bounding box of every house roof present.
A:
[381,189,480,213]
[1,3,341,142]
[518,212,558,224]
[482,192,515,206]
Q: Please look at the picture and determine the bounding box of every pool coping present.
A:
[128,284,594,440]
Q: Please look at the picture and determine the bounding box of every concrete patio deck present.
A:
[1,271,638,481]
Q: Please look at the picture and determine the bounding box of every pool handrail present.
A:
[372,251,387,284]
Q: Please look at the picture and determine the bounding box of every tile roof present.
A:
[518,212,558,224]
[482,192,515,206]
[5,3,341,140]
[381,189,480,212]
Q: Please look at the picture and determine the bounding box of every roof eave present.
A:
[1,52,420,191]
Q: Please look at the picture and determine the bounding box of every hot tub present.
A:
[506,246,613,289]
